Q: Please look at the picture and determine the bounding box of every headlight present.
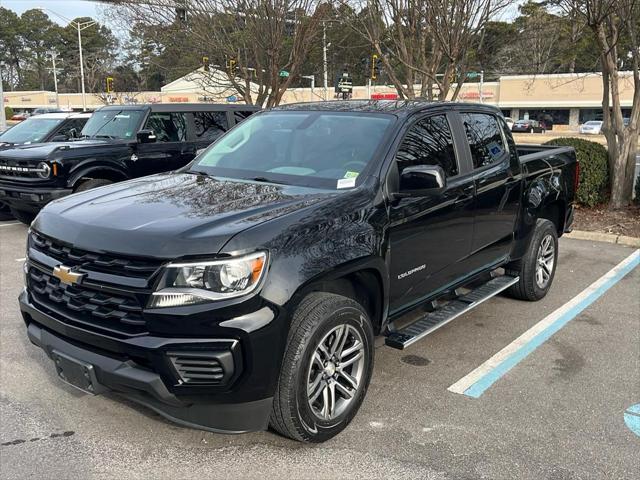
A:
[148,251,267,308]
[36,162,50,178]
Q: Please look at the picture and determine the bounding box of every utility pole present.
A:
[46,50,61,109]
[39,9,96,111]
[479,70,484,104]
[0,62,6,131]
[322,21,328,101]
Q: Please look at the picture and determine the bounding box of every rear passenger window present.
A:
[395,114,458,177]
[233,110,255,124]
[461,113,506,169]
[145,112,187,142]
[193,111,229,141]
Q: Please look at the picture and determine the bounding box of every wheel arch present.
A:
[68,165,128,189]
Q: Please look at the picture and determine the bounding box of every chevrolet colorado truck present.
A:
[20,101,578,443]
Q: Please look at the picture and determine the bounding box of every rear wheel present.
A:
[74,178,112,192]
[506,219,558,301]
[9,208,36,225]
[270,292,374,442]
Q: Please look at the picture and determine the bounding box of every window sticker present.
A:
[344,170,359,179]
[487,141,503,159]
[337,177,356,189]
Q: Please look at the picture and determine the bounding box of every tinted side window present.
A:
[145,112,187,142]
[461,113,506,169]
[233,110,255,124]
[395,114,458,177]
[194,111,229,141]
[57,119,84,138]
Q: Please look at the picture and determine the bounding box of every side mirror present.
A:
[137,129,156,143]
[51,134,69,142]
[396,165,446,198]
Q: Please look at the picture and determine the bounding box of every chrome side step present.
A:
[385,275,519,350]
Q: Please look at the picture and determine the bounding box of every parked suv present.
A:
[0,103,259,223]
[20,101,577,442]
[0,112,90,149]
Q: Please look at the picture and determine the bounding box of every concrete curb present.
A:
[566,230,640,247]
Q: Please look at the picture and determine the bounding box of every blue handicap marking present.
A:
[623,404,640,437]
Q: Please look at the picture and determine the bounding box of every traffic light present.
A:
[175,7,187,22]
[371,54,381,80]
[203,56,209,72]
[106,77,114,93]
[227,58,237,76]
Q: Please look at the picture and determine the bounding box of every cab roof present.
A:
[272,100,502,117]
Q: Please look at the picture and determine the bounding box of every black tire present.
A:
[0,203,13,221]
[506,219,558,301]
[9,208,36,225]
[270,292,374,443]
[74,178,112,192]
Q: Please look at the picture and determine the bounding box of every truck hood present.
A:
[0,139,124,160]
[33,173,336,258]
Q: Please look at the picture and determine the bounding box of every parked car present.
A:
[31,108,68,116]
[512,119,546,133]
[579,120,603,134]
[0,112,90,220]
[504,116,515,129]
[0,103,259,224]
[20,101,578,442]
[0,112,90,149]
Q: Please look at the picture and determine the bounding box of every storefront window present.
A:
[519,109,570,127]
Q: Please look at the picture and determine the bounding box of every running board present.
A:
[385,275,519,350]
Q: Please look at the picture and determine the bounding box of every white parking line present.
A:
[448,249,640,398]
[15,258,26,262]
[0,222,21,227]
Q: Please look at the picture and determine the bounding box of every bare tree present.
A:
[558,0,639,208]
[108,0,326,106]
[343,0,509,100]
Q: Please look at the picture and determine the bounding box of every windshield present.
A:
[0,117,64,144]
[190,111,393,189]
[515,120,529,124]
[81,110,145,139]
[585,121,602,126]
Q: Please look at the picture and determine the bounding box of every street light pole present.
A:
[479,70,484,104]
[0,62,6,131]
[77,23,87,111]
[322,21,328,101]
[39,9,96,111]
[47,50,61,109]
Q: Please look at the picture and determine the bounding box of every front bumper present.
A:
[0,183,71,212]
[20,290,276,434]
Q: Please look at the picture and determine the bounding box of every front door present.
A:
[387,113,475,313]
[135,111,188,176]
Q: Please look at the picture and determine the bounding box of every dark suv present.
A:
[0,103,259,223]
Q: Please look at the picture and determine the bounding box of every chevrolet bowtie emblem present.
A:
[53,265,84,286]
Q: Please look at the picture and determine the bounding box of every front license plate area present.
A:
[52,350,105,395]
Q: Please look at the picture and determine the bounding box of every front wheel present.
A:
[270,292,374,442]
[506,218,558,301]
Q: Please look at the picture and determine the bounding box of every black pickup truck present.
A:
[0,103,259,223]
[20,101,578,443]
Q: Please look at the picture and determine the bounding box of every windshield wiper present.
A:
[250,176,289,185]
[186,169,210,176]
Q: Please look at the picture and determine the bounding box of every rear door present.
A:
[136,111,189,173]
[459,112,521,269]
[387,112,475,312]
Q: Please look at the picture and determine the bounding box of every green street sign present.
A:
[279,70,289,78]
[466,71,479,79]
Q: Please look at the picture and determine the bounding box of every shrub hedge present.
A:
[543,137,609,207]
[4,106,13,119]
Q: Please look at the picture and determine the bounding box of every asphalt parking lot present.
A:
[1,220,638,479]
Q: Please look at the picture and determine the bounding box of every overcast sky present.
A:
[0,0,101,24]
